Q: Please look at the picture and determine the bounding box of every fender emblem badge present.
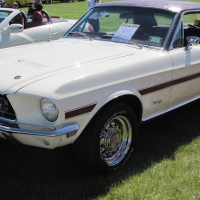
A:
[152,100,162,105]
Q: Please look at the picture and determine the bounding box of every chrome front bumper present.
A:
[0,124,79,146]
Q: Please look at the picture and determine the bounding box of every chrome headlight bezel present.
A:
[40,98,59,122]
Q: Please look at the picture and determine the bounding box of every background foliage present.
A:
[20,0,117,19]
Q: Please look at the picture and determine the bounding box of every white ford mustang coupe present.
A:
[0,8,77,49]
[0,0,200,172]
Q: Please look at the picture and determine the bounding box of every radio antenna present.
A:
[47,0,53,42]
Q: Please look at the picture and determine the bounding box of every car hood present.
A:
[0,38,154,95]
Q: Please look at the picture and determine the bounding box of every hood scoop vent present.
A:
[16,59,48,69]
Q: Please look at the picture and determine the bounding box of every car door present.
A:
[168,12,200,109]
[169,47,200,108]
[18,24,50,43]
[48,22,76,40]
[48,23,64,40]
[0,25,50,48]
[0,23,67,49]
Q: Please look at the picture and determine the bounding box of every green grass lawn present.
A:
[1,1,200,200]
[0,99,200,200]
[20,0,117,19]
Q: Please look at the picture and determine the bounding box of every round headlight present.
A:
[40,98,59,122]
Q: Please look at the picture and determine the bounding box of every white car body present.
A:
[0,8,77,49]
[0,0,200,172]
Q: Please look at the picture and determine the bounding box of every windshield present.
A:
[65,6,176,48]
[0,10,12,23]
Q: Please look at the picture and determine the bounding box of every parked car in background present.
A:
[1,0,200,173]
[0,8,77,48]
[42,0,62,3]
[0,0,6,7]
[42,0,79,3]
[5,0,32,7]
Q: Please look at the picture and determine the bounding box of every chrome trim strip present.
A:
[164,13,179,50]
[167,12,181,50]
[142,96,200,121]
[0,117,16,124]
[0,124,79,137]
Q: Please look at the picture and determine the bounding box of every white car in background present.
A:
[0,8,77,48]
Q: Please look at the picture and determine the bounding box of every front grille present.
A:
[0,120,19,128]
[0,95,16,120]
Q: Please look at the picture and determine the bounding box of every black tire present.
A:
[73,103,138,172]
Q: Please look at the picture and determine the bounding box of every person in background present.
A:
[87,0,101,10]
[10,2,24,27]
[87,0,110,17]
[28,0,43,16]
[65,0,74,3]
[12,2,18,9]
[87,0,109,32]
[0,0,5,8]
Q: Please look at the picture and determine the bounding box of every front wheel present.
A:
[73,103,138,172]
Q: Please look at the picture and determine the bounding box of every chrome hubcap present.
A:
[100,115,132,166]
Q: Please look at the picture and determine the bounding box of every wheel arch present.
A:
[73,89,143,171]
[85,89,143,130]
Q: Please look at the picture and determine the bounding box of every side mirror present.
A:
[185,36,200,50]
[3,24,24,35]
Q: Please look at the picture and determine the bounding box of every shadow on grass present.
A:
[0,99,200,200]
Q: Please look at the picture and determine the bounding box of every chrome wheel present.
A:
[100,115,132,166]
[73,103,138,172]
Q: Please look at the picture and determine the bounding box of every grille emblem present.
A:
[0,99,6,112]
[0,95,15,119]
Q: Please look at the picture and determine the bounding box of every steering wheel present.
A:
[188,24,200,29]
[41,10,51,23]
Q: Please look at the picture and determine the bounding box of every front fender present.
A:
[88,87,143,123]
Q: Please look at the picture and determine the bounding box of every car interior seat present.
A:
[184,19,200,46]
[26,11,44,29]
[11,14,24,27]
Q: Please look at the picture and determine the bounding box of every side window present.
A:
[0,11,11,23]
[183,13,200,25]
[183,12,200,47]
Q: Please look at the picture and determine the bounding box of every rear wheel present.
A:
[73,103,138,172]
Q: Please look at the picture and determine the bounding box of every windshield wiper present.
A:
[68,32,93,41]
[103,34,143,49]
